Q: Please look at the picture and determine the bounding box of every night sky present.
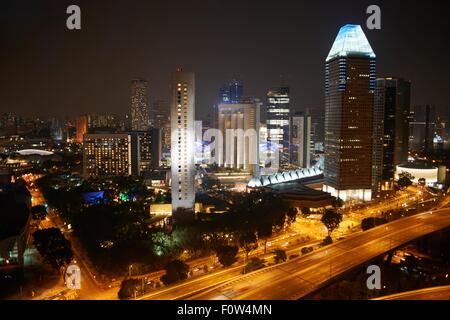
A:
[1,0,450,120]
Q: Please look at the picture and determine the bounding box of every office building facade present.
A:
[219,79,244,104]
[217,100,260,175]
[291,112,311,168]
[130,129,162,176]
[373,77,411,192]
[83,133,132,178]
[87,114,120,131]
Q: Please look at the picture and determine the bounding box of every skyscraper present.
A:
[290,112,311,168]
[267,87,290,166]
[130,129,162,175]
[229,79,244,103]
[323,24,376,202]
[424,104,435,154]
[219,79,244,104]
[217,99,261,175]
[170,70,195,214]
[373,78,411,192]
[75,114,88,143]
[131,79,150,131]
[309,108,325,153]
[408,105,436,152]
[152,100,171,151]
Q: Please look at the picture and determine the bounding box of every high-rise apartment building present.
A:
[170,70,196,213]
[131,79,150,131]
[290,112,311,168]
[323,24,376,202]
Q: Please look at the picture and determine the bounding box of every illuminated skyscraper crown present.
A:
[326,24,376,62]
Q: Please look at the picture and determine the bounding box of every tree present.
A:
[202,176,221,190]
[397,171,414,189]
[301,247,313,255]
[301,207,311,218]
[321,236,333,246]
[321,209,343,237]
[151,231,182,257]
[160,260,189,285]
[215,245,238,267]
[286,207,298,223]
[333,197,344,208]
[257,223,272,254]
[273,249,287,264]
[118,278,140,299]
[418,178,426,186]
[33,228,73,270]
[242,258,265,274]
[209,163,219,172]
[31,205,47,221]
[154,190,170,204]
[238,231,258,264]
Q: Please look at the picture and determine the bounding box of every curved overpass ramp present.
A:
[188,208,450,300]
[373,285,450,300]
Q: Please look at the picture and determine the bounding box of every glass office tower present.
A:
[373,77,411,192]
[323,24,376,202]
[267,87,290,166]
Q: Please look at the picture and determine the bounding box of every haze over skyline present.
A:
[1,0,449,119]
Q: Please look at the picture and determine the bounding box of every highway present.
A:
[185,208,450,300]
[373,285,450,300]
[138,240,321,300]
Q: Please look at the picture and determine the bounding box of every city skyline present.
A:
[2,0,450,120]
[2,0,450,305]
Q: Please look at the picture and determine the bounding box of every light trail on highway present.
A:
[188,208,450,300]
[373,285,450,300]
